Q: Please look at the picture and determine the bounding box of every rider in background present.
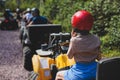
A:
[55,10,102,80]
[3,9,14,21]
[22,8,33,25]
[16,8,22,27]
[16,8,22,22]
[27,8,51,26]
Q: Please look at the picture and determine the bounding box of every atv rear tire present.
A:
[23,46,33,71]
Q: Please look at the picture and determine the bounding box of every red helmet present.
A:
[71,10,94,31]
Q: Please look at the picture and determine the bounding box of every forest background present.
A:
[0,0,120,58]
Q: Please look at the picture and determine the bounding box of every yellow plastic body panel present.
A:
[32,55,40,73]
[32,55,55,80]
[32,54,75,80]
[55,54,75,69]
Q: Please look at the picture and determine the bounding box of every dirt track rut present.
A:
[0,30,29,80]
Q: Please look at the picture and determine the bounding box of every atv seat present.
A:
[96,57,120,80]
[27,24,62,50]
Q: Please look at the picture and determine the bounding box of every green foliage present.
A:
[0,0,5,11]
[0,12,3,17]
[4,0,40,11]
[102,49,120,58]
[5,0,17,11]
[102,15,120,50]
[20,0,40,9]
[90,0,120,37]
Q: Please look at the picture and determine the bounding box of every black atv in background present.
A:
[0,9,18,30]
[0,18,18,30]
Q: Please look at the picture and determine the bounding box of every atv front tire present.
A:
[23,46,33,71]
[28,71,38,80]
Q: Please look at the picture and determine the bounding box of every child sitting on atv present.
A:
[55,10,101,80]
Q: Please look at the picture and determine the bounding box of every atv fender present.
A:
[32,54,55,80]
[55,54,75,69]
[32,55,40,73]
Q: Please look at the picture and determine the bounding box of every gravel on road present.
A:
[0,30,29,80]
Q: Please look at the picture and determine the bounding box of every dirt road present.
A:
[0,30,29,80]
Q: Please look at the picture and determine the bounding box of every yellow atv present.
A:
[22,24,62,71]
[29,32,75,80]
[21,24,75,80]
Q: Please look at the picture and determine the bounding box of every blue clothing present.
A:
[4,12,13,20]
[31,16,48,24]
[64,61,97,80]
